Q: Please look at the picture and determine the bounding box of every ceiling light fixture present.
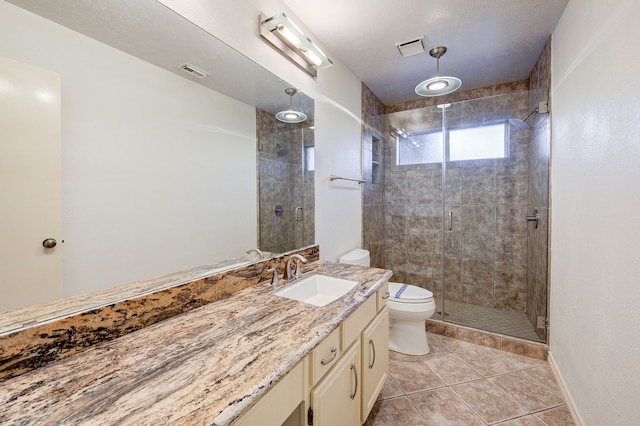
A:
[415,46,462,97]
[276,88,307,123]
[260,12,333,78]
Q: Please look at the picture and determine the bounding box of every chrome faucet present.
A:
[284,254,308,281]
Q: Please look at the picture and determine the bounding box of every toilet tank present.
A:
[339,249,370,267]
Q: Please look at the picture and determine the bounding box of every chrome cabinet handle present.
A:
[350,363,358,400]
[448,210,453,231]
[368,339,376,369]
[295,206,303,222]
[320,347,337,365]
[382,291,390,300]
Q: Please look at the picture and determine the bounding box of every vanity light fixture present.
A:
[260,12,333,77]
[276,88,307,123]
[415,46,462,97]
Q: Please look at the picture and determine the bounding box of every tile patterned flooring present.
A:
[435,300,542,342]
[365,333,574,426]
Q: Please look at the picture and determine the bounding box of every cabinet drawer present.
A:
[310,326,341,385]
[341,295,376,349]
[377,281,390,311]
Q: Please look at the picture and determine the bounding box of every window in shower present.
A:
[396,122,508,165]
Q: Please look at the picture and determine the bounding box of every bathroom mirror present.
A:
[0,0,314,332]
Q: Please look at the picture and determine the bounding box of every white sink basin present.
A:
[272,274,358,307]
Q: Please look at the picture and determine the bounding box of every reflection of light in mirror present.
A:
[35,90,56,103]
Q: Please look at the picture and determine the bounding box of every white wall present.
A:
[550,0,640,424]
[0,1,258,296]
[159,0,364,261]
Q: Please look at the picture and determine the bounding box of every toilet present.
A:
[339,249,436,355]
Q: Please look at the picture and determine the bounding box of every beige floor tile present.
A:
[408,387,485,426]
[522,366,562,395]
[375,335,571,426]
[367,396,429,426]
[494,414,545,425]
[423,354,481,385]
[533,405,575,426]
[489,371,565,412]
[455,348,517,377]
[423,333,455,356]
[389,360,445,394]
[377,375,403,400]
[451,379,528,424]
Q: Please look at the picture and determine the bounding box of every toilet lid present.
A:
[388,282,433,303]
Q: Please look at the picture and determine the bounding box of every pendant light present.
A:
[415,46,462,97]
[275,88,307,123]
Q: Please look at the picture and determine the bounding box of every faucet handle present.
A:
[294,255,308,278]
[266,268,279,286]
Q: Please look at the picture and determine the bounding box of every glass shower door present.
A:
[440,91,547,342]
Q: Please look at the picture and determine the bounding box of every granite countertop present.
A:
[0,261,392,425]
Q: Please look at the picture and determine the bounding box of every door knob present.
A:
[42,238,57,248]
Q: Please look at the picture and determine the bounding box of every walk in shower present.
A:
[258,127,315,253]
[363,89,550,342]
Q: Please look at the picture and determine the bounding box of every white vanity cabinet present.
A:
[309,342,361,426]
[232,281,390,426]
[307,281,389,426]
[360,306,389,423]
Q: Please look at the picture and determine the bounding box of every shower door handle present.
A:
[526,209,539,229]
[448,210,453,231]
[295,206,303,222]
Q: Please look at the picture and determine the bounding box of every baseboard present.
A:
[547,351,584,426]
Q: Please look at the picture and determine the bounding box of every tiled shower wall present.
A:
[256,109,315,253]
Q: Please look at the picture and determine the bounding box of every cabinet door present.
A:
[310,342,360,426]
[361,307,389,423]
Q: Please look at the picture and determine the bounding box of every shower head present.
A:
[508,113,534,130]
[508,101,549,130]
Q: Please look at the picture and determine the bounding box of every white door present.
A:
[0,56,62,313]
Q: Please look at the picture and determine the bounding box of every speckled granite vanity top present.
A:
[0,261,391,425]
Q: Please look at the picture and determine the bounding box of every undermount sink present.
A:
[272,274,358,307]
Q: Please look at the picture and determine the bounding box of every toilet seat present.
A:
[388,282,433,304]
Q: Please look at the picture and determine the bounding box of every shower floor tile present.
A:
[435,299,541,341]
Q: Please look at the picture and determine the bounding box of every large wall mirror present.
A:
[0,0,314,331]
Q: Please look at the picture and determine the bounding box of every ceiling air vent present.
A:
[179,63,209,79]
[396,37,426,57]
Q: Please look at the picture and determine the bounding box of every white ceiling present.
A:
[284,0,569,105]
